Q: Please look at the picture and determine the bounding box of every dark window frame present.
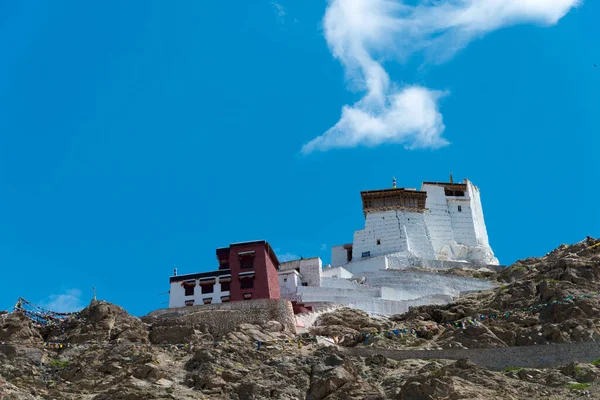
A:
[201,284,214,294]
[240,255,254,269]
[184,286,195,296]
[241,279,254,289]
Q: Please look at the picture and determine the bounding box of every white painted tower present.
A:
[332,177,498,267]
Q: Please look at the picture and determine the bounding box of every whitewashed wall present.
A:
[169,279,230,308]
[278,271,301,295]
[467,180,491,248]
[343,255,388,275]
[423,184,455,254]
[402,211,436,258]
[356,270,496,300]
[331,246,349,267]
[352,210,409,260]
[320,278,368,289]
[297,285,380,299]
[447,199,477,247]
[322,266,353,279]
[379,286,407,301]
[280,257,323,287]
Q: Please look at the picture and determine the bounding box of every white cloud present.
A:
[40,289,84,313]
[302,0,580,154]
[271,2,286,23]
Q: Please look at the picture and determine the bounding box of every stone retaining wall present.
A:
[143,299,296,341]
[345,342,600,371]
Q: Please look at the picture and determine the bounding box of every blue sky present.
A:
[0,1,597,316]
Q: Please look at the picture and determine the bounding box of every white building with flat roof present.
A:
[332,177,498,269]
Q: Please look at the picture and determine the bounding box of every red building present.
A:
[216,240,281,302]
[169,240,281,308]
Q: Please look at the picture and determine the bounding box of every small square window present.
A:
[301,282,308,287]
[243,293,252,300]
[458,205,462,212]
[220,282,230,292]
[241,279,254,289]
[283,278,288,283]
[203,298,212,304]
[185,300,194,306]
[376,239,381,245]
[185,286,194,296]
[240,254,255,269]
[362,251,370,258]
[202,285,214,294]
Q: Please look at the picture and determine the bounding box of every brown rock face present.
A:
[0,312,43,345]
[1,238,600,400]
[45,301,149,344]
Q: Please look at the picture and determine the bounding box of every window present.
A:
[239,252,255,269]
[219,277,231,292]
[185,300,194,306]
[376,239,381,245]
[458,205,462,212]
[301,282,308,287]
[185,286,194,296]
[283,278,288,283]
[362,251,370,258]
[241,279,254,289]
[202,284,214,294]
[221,296,230,302]
[219,261,230,270]
[203,298,212,304]
[243,293,252,300]
[184,285,195,297]
[445,189,465,197]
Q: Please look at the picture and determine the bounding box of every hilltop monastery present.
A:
[169,177,502,315]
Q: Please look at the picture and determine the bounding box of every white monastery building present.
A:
[331,177,499,269]
[166,177,503,316]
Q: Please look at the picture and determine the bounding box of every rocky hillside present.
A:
[1,238,600,399]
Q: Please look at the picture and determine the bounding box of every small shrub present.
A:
[590,358,600,366]
[566,383,590,390]
[49,359,70,369]
[503,366,522,373]
[165,387,174,394]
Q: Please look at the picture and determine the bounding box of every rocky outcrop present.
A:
[0,312,43,345]
[1,238,600,399]
[44,300,149,344]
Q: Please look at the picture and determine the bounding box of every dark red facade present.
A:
[216,240,281,302]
